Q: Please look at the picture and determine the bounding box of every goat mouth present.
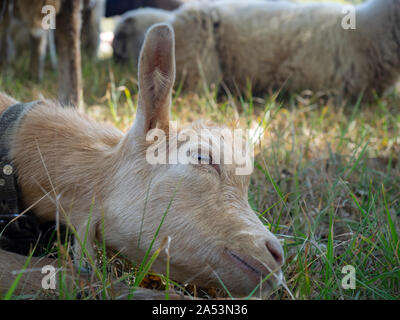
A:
[225,249,280,286]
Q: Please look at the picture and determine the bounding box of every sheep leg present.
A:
[55,0,82,108]
[0,0,11,71]
[29,32,48,82]
[81,0,104,59]
[48,29,58,70]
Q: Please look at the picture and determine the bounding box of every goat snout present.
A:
[265,238,284,267]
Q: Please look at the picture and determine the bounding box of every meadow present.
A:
[0,0,399,300]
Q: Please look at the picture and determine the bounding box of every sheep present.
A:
[112,0,400,101]
[113,8,175,63]
[3,0,104,61]
[0,0,105,107]
[0,24,284,297]
[0,0,83,107]
[111,1,229,62]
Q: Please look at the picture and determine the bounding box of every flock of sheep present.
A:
[1,0,399,104]
[113,0,400,102]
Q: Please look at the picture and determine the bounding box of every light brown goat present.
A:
[0,24,283,298]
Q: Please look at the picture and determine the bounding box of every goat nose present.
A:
[265,238,284,266]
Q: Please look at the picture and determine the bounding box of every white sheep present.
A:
[113,0,400,101]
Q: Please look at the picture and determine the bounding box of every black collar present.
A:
[0,101,40,251]
[0,101,39,164]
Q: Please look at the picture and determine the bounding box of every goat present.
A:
[0,23,284,297]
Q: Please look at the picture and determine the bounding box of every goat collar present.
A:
[0,101,39,240]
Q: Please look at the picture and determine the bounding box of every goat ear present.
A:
[131,23,175,137]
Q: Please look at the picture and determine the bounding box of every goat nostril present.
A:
[266,239,284,266]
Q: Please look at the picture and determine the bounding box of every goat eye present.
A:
[191,152,210,163]
[191,152,220,174]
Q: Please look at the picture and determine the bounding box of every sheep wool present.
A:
[113,0,400,100]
